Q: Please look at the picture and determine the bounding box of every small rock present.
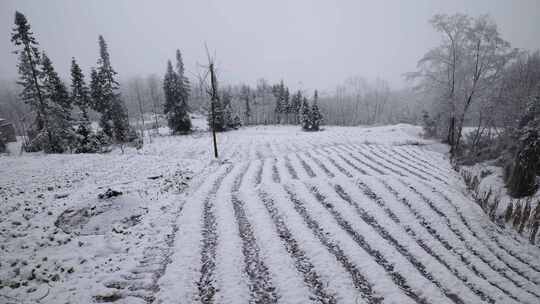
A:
[98,189,123,200]
[54,193,69,199]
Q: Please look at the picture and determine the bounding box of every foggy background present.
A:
[1,0,539,91]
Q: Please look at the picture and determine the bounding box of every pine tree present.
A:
[70,58,91,123]
[273,80,286,123]
[175,49,191,132]
[233,114,242,129]
[164,59,191,134]
[0,136,5,153]
[240,85,251,125]
[40,52,75,152]
[90,68,104,112]
[291,90,302,124]
[300,97,311,131]
[71,59,102,153]
[310,90,323,131]
[224,103,234,129]
[11,11,52,151]
[163,51,191,134]
[207,93,225,132]
[283,87,290,123]
[91,35,130,143]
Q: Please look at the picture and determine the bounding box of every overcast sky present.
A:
[1,0,539,91]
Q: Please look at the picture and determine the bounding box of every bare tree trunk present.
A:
[209,63,219,158]
[134,80,147,144]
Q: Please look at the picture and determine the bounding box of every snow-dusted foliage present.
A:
[506,96,540,197]
[90,36,131,144]
[163,50,191,134]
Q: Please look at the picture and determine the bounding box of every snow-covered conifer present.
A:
[310,90,323,131]
[300,97,311,131]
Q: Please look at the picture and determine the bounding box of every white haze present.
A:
[0,0,539,91]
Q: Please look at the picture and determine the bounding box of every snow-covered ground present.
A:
[1,124,539,304]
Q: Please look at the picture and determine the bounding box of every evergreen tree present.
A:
[71,59,104,153]
[163,50,191,134]
[40,53,76,152]
[309,90,323,131]
[290,90,302,124]
[273,80,286,123]
[506,95,540,197]
[89,68,104,112]
[91,35,130,143]
[300,97,311,131]
[283,87,290,123]
[164,58,191,134]
[70,58,91,122]
[240,85,251,125]
[0,136,5,153]
[233,114,242,129]
[11,11,52,151]
[175,49,192,132]
[224,103,234,129]
[207,94,225,132]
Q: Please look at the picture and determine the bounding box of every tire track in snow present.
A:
[397,179,540,300]
[308,185,464,304]
[155,165,232,304]
[282,186,393,304]
[304,151,335,178]
[197,164,235,303]
[380,179,523,303]
[418,182,540,285]
[230,164,279,303]
[257,190,338,304]
[349,180,498,303]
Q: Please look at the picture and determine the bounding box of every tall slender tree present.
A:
[290,90,302,124]
[70,58,91,122]
[91,35,130,142]
[300,97,311,131]
[163,50,191,134]
[240,85,251,125]
[71,58,100,153]
[40,52,75,152]
[11,11,52,150]
[310,90,323,131]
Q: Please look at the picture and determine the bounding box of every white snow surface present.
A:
[1,124,539,304]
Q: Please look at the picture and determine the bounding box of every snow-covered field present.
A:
[2,124,540,304]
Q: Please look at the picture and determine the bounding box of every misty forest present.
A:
[1,1,540,304]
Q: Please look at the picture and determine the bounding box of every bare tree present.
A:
[147,74,162,135]
[408,14,515,157]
